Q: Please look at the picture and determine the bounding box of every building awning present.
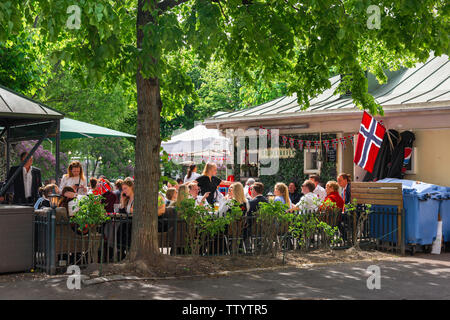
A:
[0,85,64,126]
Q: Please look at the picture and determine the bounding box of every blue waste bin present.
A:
[402,191,439,245]
[372,179,446,246]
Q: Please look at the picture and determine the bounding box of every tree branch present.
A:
[157,0,190,12]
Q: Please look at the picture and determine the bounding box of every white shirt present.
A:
[59,175,88,195]
[218,199,249,216]
[296,192,321,212]
[68,195,85,217]
[184,172,201,184]
[244,185,252,200]
[23,167,33,199]
[313,185,327,201]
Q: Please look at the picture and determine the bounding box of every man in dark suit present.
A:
[337,173,352,205]
[288,182,302,205]
[248,182,268,215]
[6,152,42,205]
[244,182,268,250]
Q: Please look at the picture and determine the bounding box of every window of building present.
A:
[304,149,321,174]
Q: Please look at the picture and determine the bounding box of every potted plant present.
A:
[249,163,258,177]
[240,164,249,177]
[71,194,110,264]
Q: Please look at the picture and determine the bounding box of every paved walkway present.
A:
[1,253,450,300]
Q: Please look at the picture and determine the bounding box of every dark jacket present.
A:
[342,183,351,205]
[101,191,117,213]
[6,166,42,205]
[248,195,268,215]
[289,191,302,205]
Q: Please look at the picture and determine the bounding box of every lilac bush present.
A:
[14,141,68,181]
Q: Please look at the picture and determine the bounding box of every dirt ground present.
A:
[0,248,399,283]
[95,247,398,278]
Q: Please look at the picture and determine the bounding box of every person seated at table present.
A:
[291,180,321,213]
[171,184,189,208]
[248,182,268,215]
[218,182,249,216]
[187,182,210,206]
[195,162,222,205]
[119,177,134,215]
[244,178,255,200]
[114,179,123,203]
[59,161,88,195]
[99,178,117,213]
[273,182,293,209]
[58,186,78,216]
[309,174,327,201]
[165,187,177,206]
[34,184,59,210]
[288,182,302,205]
[321,181,344,211]
[88,177,98,194]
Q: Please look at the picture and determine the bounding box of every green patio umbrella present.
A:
[60,118,135,140]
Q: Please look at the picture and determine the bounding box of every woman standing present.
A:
[184,164,201,184]
[119,177,134,215]
[195,162,223,205]
[59,161,88,195]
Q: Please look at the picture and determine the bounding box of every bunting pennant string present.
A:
[305,140,312,150]
[323,140,330,152]
[298,140,304,151]
[314,141,321,151]
[340,137,347,150]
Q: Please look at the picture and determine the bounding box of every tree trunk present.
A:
[129,0,162,263]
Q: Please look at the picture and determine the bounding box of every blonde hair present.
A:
[275,182,291,207]
[65,161,86,181]
[326,181,339,192]
[176,184,189,204]
[165,188,177,201]
[202,162,217,176]
[230,182,246,205]
[120,177,134,208]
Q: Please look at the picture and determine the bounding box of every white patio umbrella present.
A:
[161,124,231,164]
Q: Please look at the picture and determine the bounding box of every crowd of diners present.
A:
[37,160,135,217]
[2,152,352,221]
[159,162,353,219]
[0,152,134,216]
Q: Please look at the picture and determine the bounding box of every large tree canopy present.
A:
[1,0,448,264]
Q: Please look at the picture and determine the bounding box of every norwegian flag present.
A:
[281,136,288,146]
[298,140,304,151]
[323,140,330,152]
[98,178,112,194]
[354,111,386,173]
